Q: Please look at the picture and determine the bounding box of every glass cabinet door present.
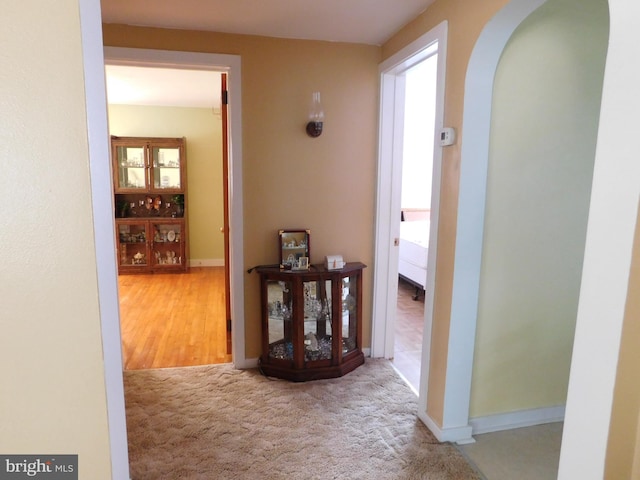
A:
[267,280,293,360]
[303,279,333,361]
[115,145,147,190]
[151,146,182,190]
[341,274,358,355]
[117,222,149,268]
[150,221,184,268]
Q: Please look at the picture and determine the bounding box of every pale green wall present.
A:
[470,0,609,416]
[108,104,224,264]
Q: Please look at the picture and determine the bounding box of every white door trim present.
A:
[79,1,130,477]
[102,47,247,369]
[372,20,448,418]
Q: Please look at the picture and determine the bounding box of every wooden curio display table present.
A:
[256,262,366,382]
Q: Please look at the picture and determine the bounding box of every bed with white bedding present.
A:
[398,220,430,298]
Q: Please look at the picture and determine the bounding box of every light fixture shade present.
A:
[306,91,324,137]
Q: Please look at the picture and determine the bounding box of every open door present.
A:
[373,23,447,419]
[221,73,232,354]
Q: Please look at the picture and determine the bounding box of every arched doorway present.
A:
[443,0,609,447]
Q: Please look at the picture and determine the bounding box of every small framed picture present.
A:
[295,256,309,270]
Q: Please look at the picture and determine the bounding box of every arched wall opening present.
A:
[470,0,610,424]
[441,0,609,442]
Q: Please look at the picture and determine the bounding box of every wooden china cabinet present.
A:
[111,136,189,274]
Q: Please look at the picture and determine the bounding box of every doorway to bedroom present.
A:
[372,22,447,406]
[392,52,437,392]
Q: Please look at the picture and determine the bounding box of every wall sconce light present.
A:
[306,91,324,138]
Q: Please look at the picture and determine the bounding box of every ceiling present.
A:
[105,65,222,108]
[102,0,435,108]
[100,0,435,46]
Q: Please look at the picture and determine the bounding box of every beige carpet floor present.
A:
[124,358,481,479]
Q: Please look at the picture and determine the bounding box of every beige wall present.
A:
[471,0,608,417]
[633,422,640,479]
[381,0,511,426]
[103,26,381,358]
[605,206,640,478]
[1,1,112,476]
[108,104,224,263]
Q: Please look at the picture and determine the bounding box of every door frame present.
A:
[221,72,233,354]
[371,21,448,412]
[102,47,246,370]
[79,2,130,476]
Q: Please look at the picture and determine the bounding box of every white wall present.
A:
[401,54,437,210]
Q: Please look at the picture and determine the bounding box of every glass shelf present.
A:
[267,280,293,360]
[112,137,185,193]
[152,146,182,190]
[116,146,146,190]
[117,222,148,267]
[151,221,184,267]
[302,279,333,362]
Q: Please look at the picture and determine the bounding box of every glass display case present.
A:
[256,262,366,381]
[115,145,146,190]
[116,219,186,274]
[150,220,185,269]
[112,136,189,274]
[116,220,150,271]
[112,137,185,193]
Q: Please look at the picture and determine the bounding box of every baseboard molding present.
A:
[235,357,259,369]
[189,258,224,267]
[417,410,475,444]
[470,405,565,435]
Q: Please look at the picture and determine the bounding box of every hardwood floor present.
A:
[118,267,232,370]
[392,278,425,391]
[118,270,421,373]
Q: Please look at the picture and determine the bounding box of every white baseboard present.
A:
[470,405,565,435]
[189,258,224,267]
[417,410,475,444]
[235,357,259,369]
